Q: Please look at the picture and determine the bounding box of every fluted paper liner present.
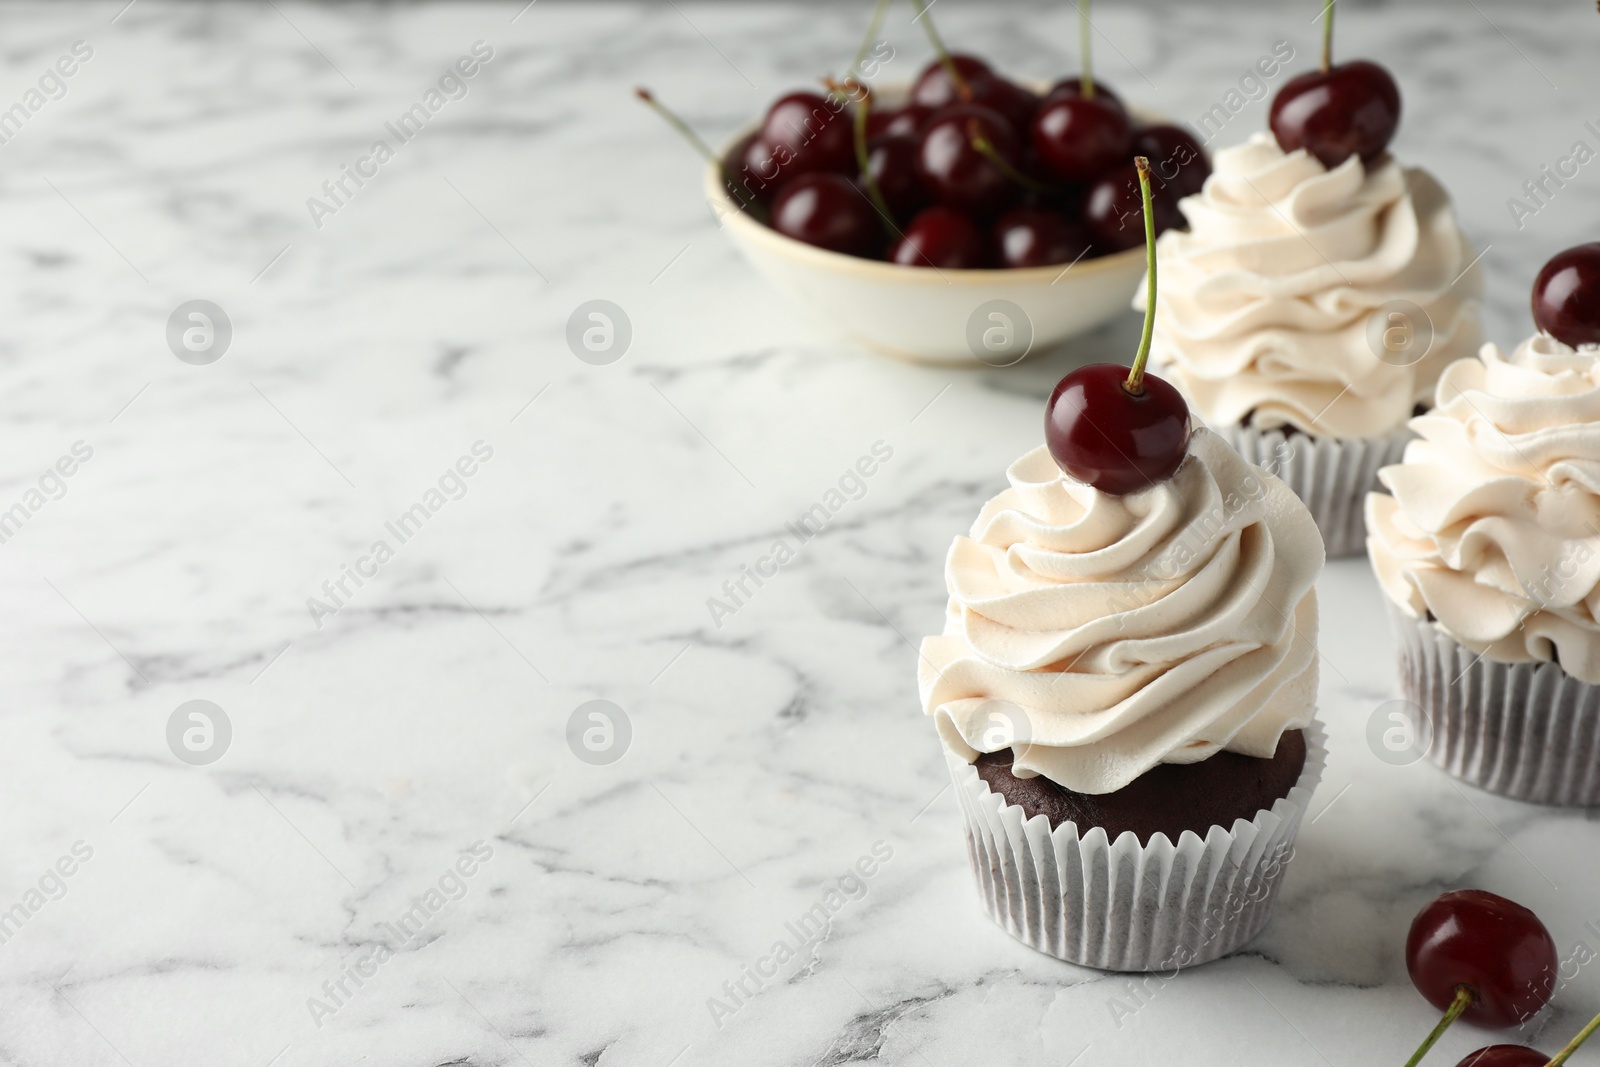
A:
[1216,422,1411,560]
[1392,607,1600,806]
[948,721,1326,971]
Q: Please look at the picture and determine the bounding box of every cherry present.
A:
[1270,60,1401,169]
[865,133,924,219]
[1084,162,1183,251]
[866,103,931,139]
[1132,124,1211,200]
[910,53,993,111]
[1031,94,1133,182]
[976,78,1039,138]
[1044,77,1125,113]
[889,206,987,269]
[994,207,1089,268]
[1268,2,1399,169]
[1532,243,1600,348]
[734,133,783,203]
[916,103,1022,216]
[1402,889,1557,1067]
[1045,157,1190,495]
[759,91,856,178]
[1456,1047,1551,1067]
[769,173,880,257]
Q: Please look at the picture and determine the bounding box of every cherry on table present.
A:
[889,206,987,269]
[1532,242,1600,348]
[916,102,1022,216]
[994,207,1089,268]
[759,91,856,178]
[1084,162,1182,252]
[1132,124,1211,200]
[1406,889,1558,1030]
[865,133,924,219]
[1456,1047,1551,1067]
[1269,59,1401,169]
[1031,93,1132,182]
[770,173,881,257]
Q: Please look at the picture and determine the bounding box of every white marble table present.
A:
[2,2,1598,1065]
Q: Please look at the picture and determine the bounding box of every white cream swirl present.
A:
[1368,334,1600,683]
[918,429,1323,795]
[1134,132,1481,439]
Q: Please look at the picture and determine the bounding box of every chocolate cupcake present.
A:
[921,430,1327,971]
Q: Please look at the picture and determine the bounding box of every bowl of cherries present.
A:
[641,3,1209,364]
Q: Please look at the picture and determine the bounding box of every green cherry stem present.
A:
[1542,1006,1600,1067]
[828,77,896,232]
[1402,987,1475,1067]
[634,88,757,211]
[966,120,1050,192]
[1079,0,1095,99]
[1320,0,1335,73]
[907,0,972,101]
[849,0,893,78]
[1126,155,1158,396]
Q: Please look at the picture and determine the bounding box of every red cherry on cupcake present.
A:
[1456,1048,1551,1067]
[994,207,1088,268]
[1532,242,1600,348]
[1031,93,1132,182]
[916,103,1022,215]
[1400,890,1558,1067]
[1269,4,1400,169]
[889,206,986,269]
[1045,157,1191,495]
[770,173,880,256]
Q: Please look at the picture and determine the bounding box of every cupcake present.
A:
[1367,243,1600,806]
[1135,59,1481,558]
[920,158,1327,972]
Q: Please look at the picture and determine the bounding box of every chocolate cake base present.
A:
[974,730,1307,845]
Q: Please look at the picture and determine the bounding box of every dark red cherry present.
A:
[1532,242,1600,348]
[759,91,856,178]
[1406,890,1558,1030]
[1455,1047,1551,1067]
[1132,124,1211,200]
[1269,60,1401,169]
[889,206,987,269]
[1084,163,1183,252]
[865,133,924,219]
[769,173,880,257]
[1031,94,1133,182]
[910,54,993,111]
[974,78,1039,138]
[994,207,1089,268]
[733,134,783,202]
[1045,77,1125,113]
[916,103,1021,216]
[866,102,932,139]
[1045,365,1191,494]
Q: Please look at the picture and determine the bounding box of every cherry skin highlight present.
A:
[1269,59,1401,169]
[994,207,1089,268]
[1532,242,1600,348]
[769,174,880,257]
[1031,93,1132,182]
[1044,365,1191,495]
[759,91,856,178]
[916,103,1022,216]
[1405,890,1558,1030]
[889,206,987,269]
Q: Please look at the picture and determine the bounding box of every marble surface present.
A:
[3,1,1599,1065]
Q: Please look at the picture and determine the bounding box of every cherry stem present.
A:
[1403,987,1475,1067]
[635,87,757,211]
[849,0,893,78]
[827,77,897,233]
[1320,0,1334,73]
[966,120,1049,193]
[1542,1006,1600,1067]
[908,0,972,102]
[1126,155,1158,396]
[1079,0,1095,99]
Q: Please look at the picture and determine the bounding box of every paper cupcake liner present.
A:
[948,720,1326,972]
[1392,606,1600,806]
[1215,422,1412,560]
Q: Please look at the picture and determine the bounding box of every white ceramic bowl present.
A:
[706,101,1153,365]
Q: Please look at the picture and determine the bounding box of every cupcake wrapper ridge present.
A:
[947,720,1326,972]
